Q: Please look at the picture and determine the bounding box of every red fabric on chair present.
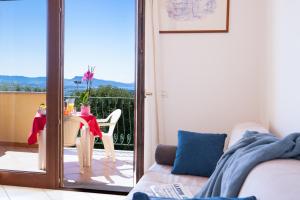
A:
[28,113,46,145]
[79,114,102,139]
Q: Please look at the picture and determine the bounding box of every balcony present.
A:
[0,92,134,191]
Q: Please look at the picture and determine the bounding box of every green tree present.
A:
[0,84,9,91]
[15,84,21,91]
[24,86,32,92]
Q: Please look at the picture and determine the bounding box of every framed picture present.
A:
[158,0,230,33]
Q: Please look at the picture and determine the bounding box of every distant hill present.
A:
[0,75,134,94]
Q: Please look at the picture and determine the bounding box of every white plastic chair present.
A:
[96,109,122,162]
[38,129,46,170]
[64,116,90,173]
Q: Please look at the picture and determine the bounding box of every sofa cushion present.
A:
[172,130,227,177]
[228,123,268,149]
[238,159,300,200]
[133,192,257,200]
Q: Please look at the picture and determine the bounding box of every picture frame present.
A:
[158,0,230,33]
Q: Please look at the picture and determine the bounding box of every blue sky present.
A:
[0,0,135,83]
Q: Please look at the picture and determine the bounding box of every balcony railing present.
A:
[65,96,134,151]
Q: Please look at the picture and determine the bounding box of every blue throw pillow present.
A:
[133,192,256,200]
[172,130,227,177]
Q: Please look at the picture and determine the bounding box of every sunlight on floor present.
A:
[0,146,43,172]
[64,148,134,191]
[0,146,134,191]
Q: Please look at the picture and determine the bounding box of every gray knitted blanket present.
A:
[195,131,300,198]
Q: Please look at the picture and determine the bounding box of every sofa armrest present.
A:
[155,144,177,166]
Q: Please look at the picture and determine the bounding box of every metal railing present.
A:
[65,96,134,150]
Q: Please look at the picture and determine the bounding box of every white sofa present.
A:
[127,123,300,200]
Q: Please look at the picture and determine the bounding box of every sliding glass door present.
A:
[0,0,62,188]
[63,0,136,192]
[0,0,47,172]
[0,0,144,190]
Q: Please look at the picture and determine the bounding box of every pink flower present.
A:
[80,66,96,106]
[82,70,94,81]
[82,66,95,82]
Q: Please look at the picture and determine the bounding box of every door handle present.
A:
[145,91,153,98]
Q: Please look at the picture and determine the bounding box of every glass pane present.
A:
[0,0,47,172]
[63,0,135,191]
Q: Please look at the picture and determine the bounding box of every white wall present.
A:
[153,0,268,145]
[267,0,300,137]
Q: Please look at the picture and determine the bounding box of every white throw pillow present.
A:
[227,122,269,149]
